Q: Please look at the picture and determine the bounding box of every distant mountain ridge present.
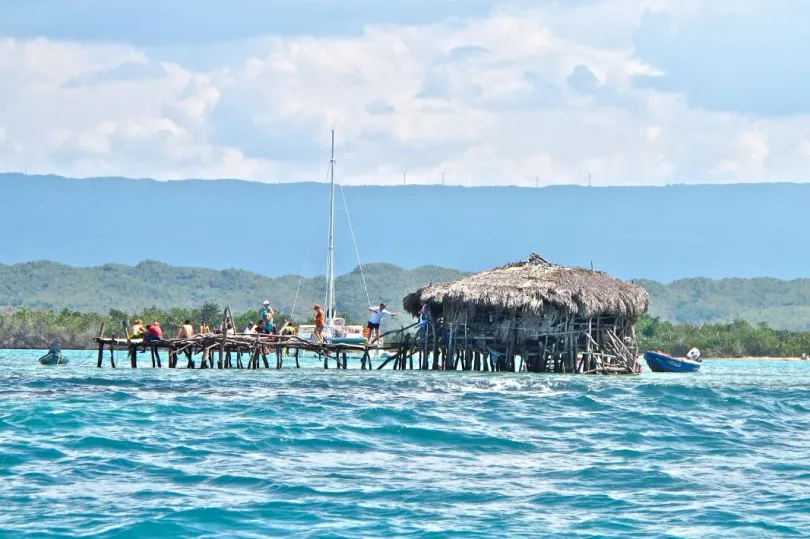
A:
[0,259,464,324]
[641,277,810,331]
[2,173,810,282]
[3,259,810,330]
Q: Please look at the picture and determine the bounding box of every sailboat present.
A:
[297,130,369,346]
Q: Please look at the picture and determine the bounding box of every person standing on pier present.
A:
[368,303,398,344]
[314,304,325,343]
[418,302,430,335]
[260,300,275,334]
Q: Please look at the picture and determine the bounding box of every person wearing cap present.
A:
[367,302,398,344]
[260,300,275,334]
[313,304,325,343]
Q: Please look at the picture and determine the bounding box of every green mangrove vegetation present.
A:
[3,306,810,358]
[636,316,810,358]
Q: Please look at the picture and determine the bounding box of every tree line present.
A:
[3,306,810,358]
[636,316,810,358]
[0,304,316,350]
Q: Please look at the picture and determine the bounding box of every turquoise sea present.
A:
[1,349,809,538]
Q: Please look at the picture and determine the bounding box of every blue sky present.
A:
[0,0,807,186]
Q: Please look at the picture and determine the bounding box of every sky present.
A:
[0,0,808,186]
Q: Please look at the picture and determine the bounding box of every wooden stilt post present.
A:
[130,345,137,369]
[97,341,104,368]
[109,346,116,368]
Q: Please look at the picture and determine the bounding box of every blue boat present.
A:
[644,350,701,373]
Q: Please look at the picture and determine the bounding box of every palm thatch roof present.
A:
[403,253,649,321]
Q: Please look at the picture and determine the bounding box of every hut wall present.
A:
[424,304,640,374]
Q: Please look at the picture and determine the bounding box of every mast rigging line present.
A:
[339,184,372,309]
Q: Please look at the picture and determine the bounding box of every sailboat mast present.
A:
[326,130,337,323]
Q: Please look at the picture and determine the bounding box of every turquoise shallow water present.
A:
[1,350,809,538]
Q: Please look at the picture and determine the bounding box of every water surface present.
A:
[1,350,809,538]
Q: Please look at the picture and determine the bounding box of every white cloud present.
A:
[0,1,809,185]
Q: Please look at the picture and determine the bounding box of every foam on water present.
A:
[1,349,809,538]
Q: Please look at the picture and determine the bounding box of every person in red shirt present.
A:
[145,321,163,342]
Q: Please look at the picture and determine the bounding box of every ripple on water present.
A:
[1,351,809,538]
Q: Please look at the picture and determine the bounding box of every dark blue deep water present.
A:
[1,350,809,538]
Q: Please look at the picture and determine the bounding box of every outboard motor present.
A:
[687,348,701,362]
[48,343,62,355]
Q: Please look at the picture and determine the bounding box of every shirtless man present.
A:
[177,320,194,339]
[176,319,195,367]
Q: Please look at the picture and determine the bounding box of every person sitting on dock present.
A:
[279,321,297,355]
[314,304,325,343]
[260,300,275,334]
[130,319,146,339]
[199,322,211,334]
[225,320,236,335]
[145,321,163,343]
[244,322,257,334]
[177,320,194,339]
[368,303,398,344]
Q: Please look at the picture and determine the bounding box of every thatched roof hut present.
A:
[403,253,649,321]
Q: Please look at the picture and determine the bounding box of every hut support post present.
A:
[96,342,104,368]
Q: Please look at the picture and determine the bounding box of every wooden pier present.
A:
[92,320,433,371]
[91,254,649,375]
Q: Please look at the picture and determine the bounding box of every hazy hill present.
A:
[0,260,463,324]
[2,174,810,282]
[641,278,810,331]
[3,260,810,329]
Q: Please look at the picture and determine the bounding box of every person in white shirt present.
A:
[367,303,398,344]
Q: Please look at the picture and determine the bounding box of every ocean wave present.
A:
[1,352,809,537]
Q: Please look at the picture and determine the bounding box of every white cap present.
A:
[263,300,270,306]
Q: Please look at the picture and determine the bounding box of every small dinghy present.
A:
[644,349,701,373]
[38,344,68,366]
